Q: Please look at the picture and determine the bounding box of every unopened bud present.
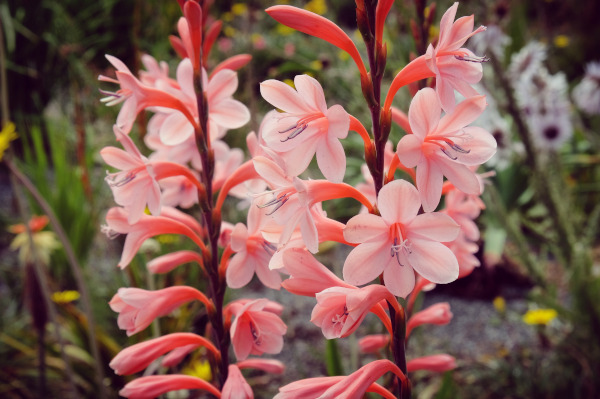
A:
[360,73,377,108]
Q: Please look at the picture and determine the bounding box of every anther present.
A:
[440,147,458,160]
[449,143,470,154]
[454,54,490,63]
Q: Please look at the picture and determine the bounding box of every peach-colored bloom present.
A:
[406,302,453,336]
[343,180,460,297]
[407,354,457,372]
[119,375,220,399]
[260,75,349,182]
[274,359,404,399]
[425,2,487,112]
[226,199,282,290]
[230,298,287,361]
[109,286,212,336]
[237,358,285,374]
[396,88,496,212]
[222,365,253,399]
[281,248,353,296]
[110,332,218,375]
[358,334,390,354]
[146,250,204,274]
[102,207,205,269]
[311,285,396,339]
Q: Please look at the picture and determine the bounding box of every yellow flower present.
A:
[231,3,248,16]
[553,35,569,48]
[10,225,60,266]
[224,26,237,37]
[283,79,295,88]
[309,60,323,71]
[52,290,80,304]
[522,308,557,325]
[493,296,506,314]
[276,24,295,36]
[304,0,327,15]
[183,359,212,381]
[0,122,18,161]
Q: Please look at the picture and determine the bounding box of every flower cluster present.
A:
[100,1,495,397]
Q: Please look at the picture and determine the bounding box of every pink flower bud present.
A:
[407,354,457,373]
[406,302,453,336]
[222,365,253,399]
[358,334,390,354]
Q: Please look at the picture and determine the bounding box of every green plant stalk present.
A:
[8,160,79,399]
[6,157,106,399]
[490,56,576,266]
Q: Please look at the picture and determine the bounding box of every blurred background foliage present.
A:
[1,0,600,398]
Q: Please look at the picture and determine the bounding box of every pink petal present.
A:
[408,239,459,284]
[455,126,497,165]
[417,160,444,212]
[299,212,319,254]
[101,147,142,170]
[260,79,310,114]
[437,2,459,49]
[344,213,388,243]
[294,75,327,113]
[278,138,319,177]
[408,88,441,139]
[435,95,486,135]
[343,241,390,286]
[208,69,238,104]
[230,223,248,252]
[211,98,250,129]
[326,104,350,139]
[436,77,458,113]
[435,158,481,195]
[252,156,291,188]
[232,318,254,361]
[226,253,256,289]
[396,133,423,168]
[176,58,195,100]
[378,180,421,224]
[316,136,346,183]
[446,15,475,49]
[408,213,460,242]
[160,112,194,146]
[383,261,416,298]
[255,259,282,290]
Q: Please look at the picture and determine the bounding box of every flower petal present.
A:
[344,213,388,243]
[408,212,460,242]
[383,261,416,298]
[316,136,346,183]
[408,88,441,139]
[408,239,459,284]
[378,180,421,224]
[343,240,390,286]
[417,160,444,212]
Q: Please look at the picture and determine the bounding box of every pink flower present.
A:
[109,286,212,336]
[311,285,396,339]
[158,59,249,146]
[119,375,220,399]
[260,75,349,182]
[222,365,253,399]
[101,126,161,224]
[99,55,195,134]
[358,334,390,354]
[343,180,460,297]
[407,354,457,372]
[109,332,218,375]
[396,88,496,212]
[425,2,487,112]
[146,250,204,274]
[230,298,287,361]
[226,200,282,290]
[281,247,354,297]
[274,359,404,399]
[406,302,453,336]
[102,207,205,269]
[159,175,199,209]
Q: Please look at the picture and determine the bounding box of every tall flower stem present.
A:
[358,2,410,397]
[192,62,229,386]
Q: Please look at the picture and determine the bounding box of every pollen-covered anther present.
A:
[257,192,291,215]
[262,241,277,256]
[454,54,490,63]
[106,171,137,187]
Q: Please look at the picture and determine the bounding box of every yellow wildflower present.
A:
[183,359,212,381]
[224,26,237,37]
[493,296,506,314]
[553,35,569,48]
[276,24,295,36]
[0,122,18,161]
[304,0,327,15]
[283,79,295,88]
[522,308,557,325]
[231,3,248,16]
[52,290,81,304]
[309,60,323,71]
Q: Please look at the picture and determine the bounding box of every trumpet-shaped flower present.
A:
[397,88,496,212]
[109,286,212,336]
[222,365,253,399]
[226,198,282,290]
[260,75,349,182]
[119,375,220,399]
[274,359,403,399]
[425,2,487,112]
[343,180,460,297]
[311,285,396,339]
[230,298,287,361]
[406,302,453,336]
[109,332,219,375]
[407,354,457,372]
